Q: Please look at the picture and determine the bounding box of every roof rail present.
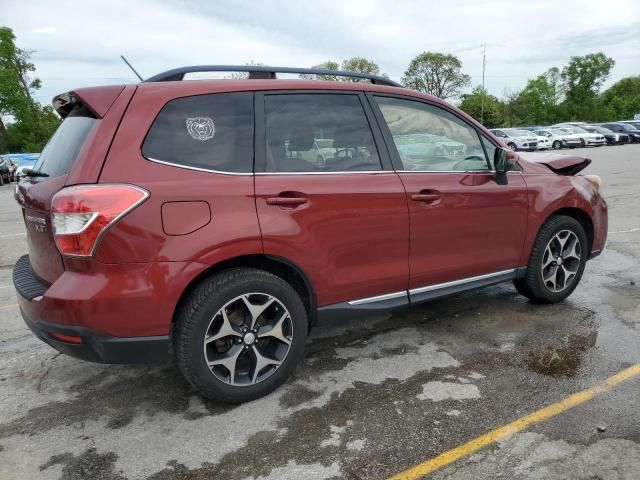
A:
[144,65,401,87]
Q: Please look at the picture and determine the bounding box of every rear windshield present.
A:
[33,105,96,178]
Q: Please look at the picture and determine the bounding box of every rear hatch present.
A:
[16,85,133,285]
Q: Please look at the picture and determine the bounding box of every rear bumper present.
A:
[21,315,169,364]
[13,254,206,364]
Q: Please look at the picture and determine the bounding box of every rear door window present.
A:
[32,105,96,178]
[142,92,254,173]
[263,93,381,172]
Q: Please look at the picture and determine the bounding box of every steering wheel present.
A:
[451,155,488,171]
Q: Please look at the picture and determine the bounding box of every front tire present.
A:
[552,140,562,150]
[514,215,588,303]
[174,268,308,403]
[507,142,517,151]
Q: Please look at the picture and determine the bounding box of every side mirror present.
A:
[494,148,513,185]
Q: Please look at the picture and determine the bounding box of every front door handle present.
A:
[266,197,308,207]
[410,191,441,203]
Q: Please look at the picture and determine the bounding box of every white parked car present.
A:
[489,128,538,151]
[557,126,606,147]
[534,129,582,149]
[535,135,550,150]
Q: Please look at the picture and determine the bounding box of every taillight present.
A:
[51,184,149,257]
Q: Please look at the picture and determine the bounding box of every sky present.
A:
[2,0,639,106]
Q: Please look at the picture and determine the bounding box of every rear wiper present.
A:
[24,169,49,178]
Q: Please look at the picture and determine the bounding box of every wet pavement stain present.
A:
[39,448,126,480]
[526,331,598,377]
[0,367,235,438]
[279,384,325,408]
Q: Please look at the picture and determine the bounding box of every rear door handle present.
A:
[410,192,441,203]
[266,197,309,207]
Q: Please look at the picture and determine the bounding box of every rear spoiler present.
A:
[52,85,127,119]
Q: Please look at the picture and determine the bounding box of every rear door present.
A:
[369,94,528,298]
[254,91,410,308]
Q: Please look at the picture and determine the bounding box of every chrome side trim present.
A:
[409,269,516,296]
[348,290,408,306]
[145,157,253,176]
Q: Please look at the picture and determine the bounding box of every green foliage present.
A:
[600,76,640,120]
[300,58,385,81]
[515,68,562,125]
[401,52,471,99]
[458,86,502,128]
[560,53,615,121]
[0,26,60,153]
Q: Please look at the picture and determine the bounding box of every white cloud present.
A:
[3,0,639,104]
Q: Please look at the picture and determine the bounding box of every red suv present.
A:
[13,66,607,403]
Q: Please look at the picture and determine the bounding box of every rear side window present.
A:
[264,94,381,172]
[33,105,96,178]
[142,92,254,173]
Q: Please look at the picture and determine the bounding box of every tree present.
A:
[600,76,640,120]
[458,86,502,128]
[560,52,615,121]
[401,52,471,99]
[300,58,386,81]
[0,26,60,152]
[515,67,562,125]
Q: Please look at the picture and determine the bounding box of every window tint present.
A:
[142,92,253,173]
[375,96,488,172]
[264,94,381,172]
[33,105,96,178]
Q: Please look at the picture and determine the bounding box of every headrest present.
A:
[287,124,314,151]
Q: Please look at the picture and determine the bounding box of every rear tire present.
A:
[552,140,562,150]
[174,268,308,403]
[514,215,588,303]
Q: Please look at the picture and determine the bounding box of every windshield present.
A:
[550,129,566,135]
[32,105,96,178]
[315,139,333,148]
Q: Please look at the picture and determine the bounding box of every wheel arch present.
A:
[171,254,317,332]
[543,207,594,253]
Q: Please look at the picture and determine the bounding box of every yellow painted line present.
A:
[389,363,640,480]
[0,303,18,310]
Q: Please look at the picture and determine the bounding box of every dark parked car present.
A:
[0,156,16,185]
[13,65,608,403]
[584,125,628,145]
[601,123,640,143]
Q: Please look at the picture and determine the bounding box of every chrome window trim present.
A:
[145,156,253,176]
[395,170,521,174]
[347,290,408,306]
[256,170,388,176]
[408,269,516,296]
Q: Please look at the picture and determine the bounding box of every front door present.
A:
[370,94,529,296]
[254,92,410,307]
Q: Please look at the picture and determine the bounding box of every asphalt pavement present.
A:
[1,144,639,480]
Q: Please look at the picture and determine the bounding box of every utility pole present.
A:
[480,43,486,125]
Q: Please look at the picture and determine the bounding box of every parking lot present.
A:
[1,145,639,480]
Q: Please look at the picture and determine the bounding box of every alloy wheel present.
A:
[541,230,582,292]
[203,293,293,386]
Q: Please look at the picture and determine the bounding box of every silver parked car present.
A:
[556,126,606,147]
[534,129,582,149]
[489,128,538,151]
